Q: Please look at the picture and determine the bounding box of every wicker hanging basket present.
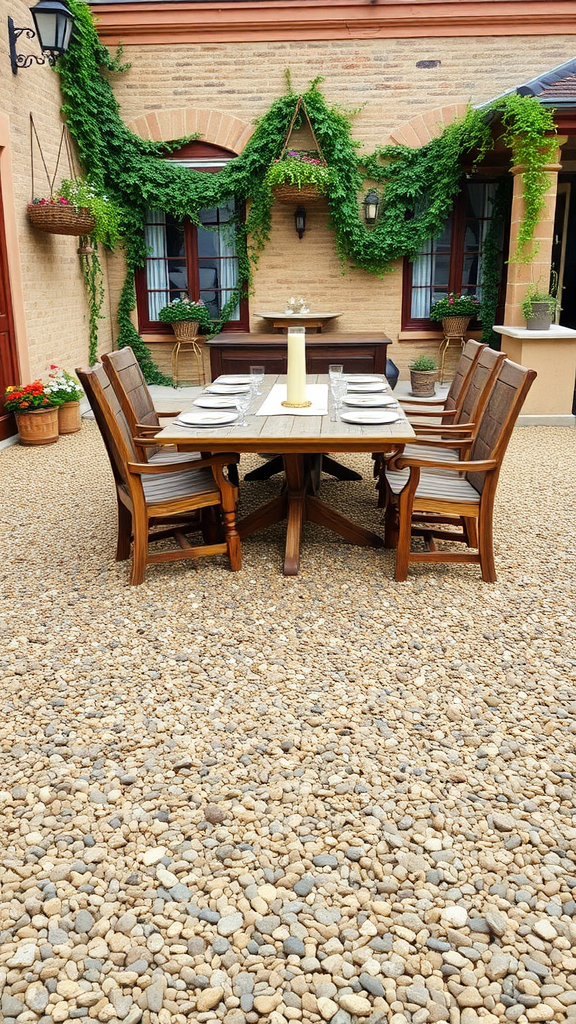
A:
[27,203,96,237]
[272,182,324,204]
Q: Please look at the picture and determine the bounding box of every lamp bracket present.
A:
[9,17,47,74]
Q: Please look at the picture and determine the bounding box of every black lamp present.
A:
[294,205,306,240]
[364,189,380,225]
[9,0,73,74]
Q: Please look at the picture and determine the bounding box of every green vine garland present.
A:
[58,1,557,382]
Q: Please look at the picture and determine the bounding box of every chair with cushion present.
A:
[77,364,241,585]
[375,345,505,504]
[382,359,536,582]
[102,347,239,486]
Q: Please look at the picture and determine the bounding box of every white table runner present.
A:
[255,383,329,417]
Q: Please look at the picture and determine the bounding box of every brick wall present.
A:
[106,32,576,377]
[1,1,114,384]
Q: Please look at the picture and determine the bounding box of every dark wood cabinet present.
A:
[207,332,391,378]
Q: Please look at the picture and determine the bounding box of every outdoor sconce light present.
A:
[364,189,380,225]
[9,0,73,74]
[294,205,306,240]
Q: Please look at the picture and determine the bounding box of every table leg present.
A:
[236,493,287,539]
[283,454,307,575]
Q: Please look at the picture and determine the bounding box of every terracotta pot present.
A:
[172,320,200,341]
[15,407,59,445]
[410,369,437,398]
[58,400,82,434]
[442,316,471,337]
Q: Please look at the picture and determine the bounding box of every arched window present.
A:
[136,141,249,332]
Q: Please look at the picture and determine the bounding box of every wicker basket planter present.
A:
[58,401,82,435]
[442,316,471,337]
[410,369,437,398]
[272,183,323,204]
[15,407,59,445]
[171,320,200,341]
[27,203,96,237]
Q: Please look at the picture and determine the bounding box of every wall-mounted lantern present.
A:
[294,205,306,240]
[364,189,380,226]
[9,0,73,75]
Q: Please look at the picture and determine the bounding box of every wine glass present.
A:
[234,389,251,426]
[250,365,265,395]
[329,363,343,383]
[330,376,348,420]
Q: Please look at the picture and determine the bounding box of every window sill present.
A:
[398,330,443,342]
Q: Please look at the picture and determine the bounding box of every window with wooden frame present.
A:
[402,181,504,330]
[135,142,249,333]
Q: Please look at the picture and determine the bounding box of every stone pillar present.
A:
[503,143,565,328]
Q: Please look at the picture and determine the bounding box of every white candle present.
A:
[286,326,307,405]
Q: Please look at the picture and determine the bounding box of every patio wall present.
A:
[1,1,114,385]
[104,32,576,378]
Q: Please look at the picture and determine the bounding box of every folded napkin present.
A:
[255,383,329,417]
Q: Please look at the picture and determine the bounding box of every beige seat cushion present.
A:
[142,467,218,504]
[386,467,481,504]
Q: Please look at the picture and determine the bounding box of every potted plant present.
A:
[45,367,84,434]
[521,284,558,331]
[4,381,62,445]
[27,178,121,248]
[409,354,438,397]
[265,150,332,204]
[429,292,481,336]
[158,297,214,341]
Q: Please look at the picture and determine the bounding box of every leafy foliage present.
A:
[58,177,121,249]
[265,156,332,192]
[158,298,213,331]
[410,354,437,372]
[429,293,481,321]
[57,2,557,381]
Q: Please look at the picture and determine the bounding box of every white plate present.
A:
[346,382,387,393]
[205,383,251,395]
[340,410,401,426]
[345,375,386,384]
[343,395,397,408]
[215,375,252,385]
[194,395,238,409]
[175,411,239,427]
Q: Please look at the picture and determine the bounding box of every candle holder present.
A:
[282,399,313,408]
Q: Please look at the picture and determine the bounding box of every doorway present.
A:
[0,169,19,441]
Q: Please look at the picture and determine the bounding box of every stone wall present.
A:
[1,1,114,384]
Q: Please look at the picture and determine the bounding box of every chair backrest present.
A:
[442,339,486,420]
[454,345,505,427]
[101,348,162,461]
[466,358,537,495]
[76,363,139,491]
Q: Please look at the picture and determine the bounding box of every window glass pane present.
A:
[166,215,185,256]
[410,220,453,319]
[197,228,219,258]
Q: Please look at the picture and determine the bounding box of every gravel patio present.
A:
[1,422,576,1024]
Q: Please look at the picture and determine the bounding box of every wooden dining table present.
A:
[154,374,415,575]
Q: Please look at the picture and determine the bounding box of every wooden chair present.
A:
[399,339,485,422]
[102,348,239,487]
[382,359,537,582]
[375,346,505,504]
[77,364,241,585]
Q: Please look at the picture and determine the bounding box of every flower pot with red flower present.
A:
[3,381,62,445]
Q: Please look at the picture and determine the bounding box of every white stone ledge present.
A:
[493,324,576,340]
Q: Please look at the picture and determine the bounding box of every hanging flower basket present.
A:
[271,182,324,205]
[27,202,96,237]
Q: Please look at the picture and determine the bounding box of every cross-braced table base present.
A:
[237,453,383,575]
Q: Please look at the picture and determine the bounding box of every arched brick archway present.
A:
[388,102,469,148]
[127,107,254,155]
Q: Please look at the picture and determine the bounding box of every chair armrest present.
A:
[154,411,183,419]
[127,452,240,476]
[398,397,446,408]
[412,423,474,436]
[404,408,458,419]
[390,453,497,473]
[405,436,473,450]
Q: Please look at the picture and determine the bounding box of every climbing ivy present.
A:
[57,1,558,382]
